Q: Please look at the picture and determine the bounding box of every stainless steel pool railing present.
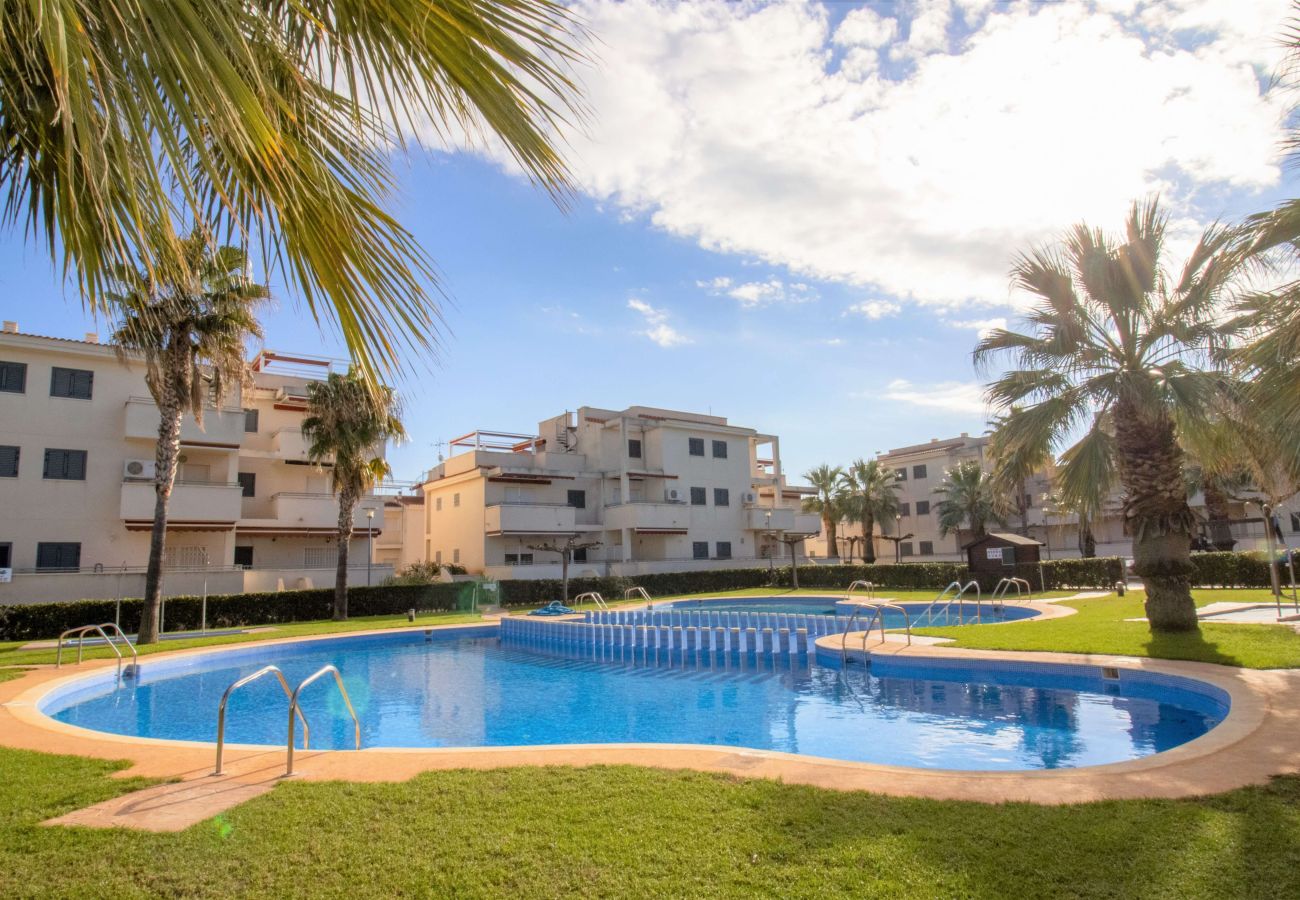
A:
[286,665,361,776]
[623,586,652,604]
[56,623,138,680]
[574,591,609,611]
[214,665,308,776]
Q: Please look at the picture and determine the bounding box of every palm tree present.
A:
[840,459,901,564]
[987,410,1052,536]
[802,465,846,560]
[0,1,585,379]
[109,232,267,644]
[933,460,1005,550]
[303,371,406,620]
[975,198,1240,633]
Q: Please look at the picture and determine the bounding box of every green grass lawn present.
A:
[3,747,1299,899]
[915,589,1300,669]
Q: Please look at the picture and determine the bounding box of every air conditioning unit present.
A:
[742,491,757,505]
[124,459,156,479]
[665,488,682,502]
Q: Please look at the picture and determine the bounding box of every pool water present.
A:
[656,596,1040,626]
[42,628,1226,771]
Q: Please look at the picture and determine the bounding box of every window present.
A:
[573,547,587,563]
[436,497,442,512]
[567,489,586,509]
[690,486,707,506]
[36,542,80,570]
[0,361,26,393]
[453,548,460,564]
[453,493,460,508]
[43,449,86,480]
[0,445,17,478]
[1292,512,1300,533]
[688,437,705,456]
[919,540,934,556]
[899,501,910,516]
[243,409,260,433]
[714,488,730,507]
[233,546,254,568]
[894,467,907,481]
[912,464,927,479]
[237,472,256,497]
[628,438,642,459]
[915,500,930,515]
[899,542,915,558]
[712,440,727,459]
[0,543,10,568]
[50,366,93,399]
[715,541,732,559]
[692,541,709,560]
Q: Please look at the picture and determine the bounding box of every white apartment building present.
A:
[811,431,1295,562]
[419,406,821,580]
[0,325,387,604]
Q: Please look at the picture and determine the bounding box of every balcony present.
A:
[124,398,245,448]
[604,501,690,532]
[485,503,577,535]
[120,480,243,523]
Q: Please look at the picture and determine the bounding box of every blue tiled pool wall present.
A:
[815,646,1231,721]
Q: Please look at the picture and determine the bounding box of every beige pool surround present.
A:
[4,616,1300,813]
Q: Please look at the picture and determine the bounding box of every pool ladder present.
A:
[213,664,361,777]
[56,623,138,681]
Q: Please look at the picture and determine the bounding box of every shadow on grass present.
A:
[1144,629,1243,667]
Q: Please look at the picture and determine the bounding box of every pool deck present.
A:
[3,613,1299,831]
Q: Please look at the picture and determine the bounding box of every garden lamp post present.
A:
[366,509,375,586]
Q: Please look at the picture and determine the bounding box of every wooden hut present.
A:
[963,532,1043,577]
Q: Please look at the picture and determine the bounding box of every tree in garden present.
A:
[840,459,901,564]
[109,232,267,644]
[802,464,846,559]
[976,198,1241,633]
[933,460,1005,550]
[303,371,405,620]
[0,0,585,379]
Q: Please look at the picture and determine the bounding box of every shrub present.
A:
[0,583,464,641]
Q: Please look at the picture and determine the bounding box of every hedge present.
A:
[0,583,465,642]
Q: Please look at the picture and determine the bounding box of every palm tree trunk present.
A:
[334,487,357,620]
[138,397,183,645]
[862,512,876,563]
[1115,401,1198,633]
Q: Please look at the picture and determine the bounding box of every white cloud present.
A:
[846,300,901,320]
[627,297,691,347]
[700,276,817,307]
[883,378,986,414]
[446,0,1289,312]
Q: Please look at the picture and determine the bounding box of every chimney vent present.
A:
[1,321,16,334]
[84,332,99,344]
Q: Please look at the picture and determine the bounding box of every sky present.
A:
[1,0,1296,484]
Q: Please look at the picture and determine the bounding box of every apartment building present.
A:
[419,406,821,580]
[0,325,386,604]
[811,431,1295,562]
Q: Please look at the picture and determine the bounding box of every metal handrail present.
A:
[623,587,652,604]
[844,580,876,602]
[862,603,912,649]
[214,665,308,775]
[286,665,361,776]
[56,623,139,680]
[574,591,609,611]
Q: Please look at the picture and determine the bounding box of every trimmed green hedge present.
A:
[0,583,464,641]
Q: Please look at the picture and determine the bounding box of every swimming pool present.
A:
[41,626,1227,771]
[654,595,1041,625]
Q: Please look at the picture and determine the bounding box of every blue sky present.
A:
[1,0,1295,483]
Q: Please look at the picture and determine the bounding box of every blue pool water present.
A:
[42,627,1227,771]
[656,596,1040,626]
